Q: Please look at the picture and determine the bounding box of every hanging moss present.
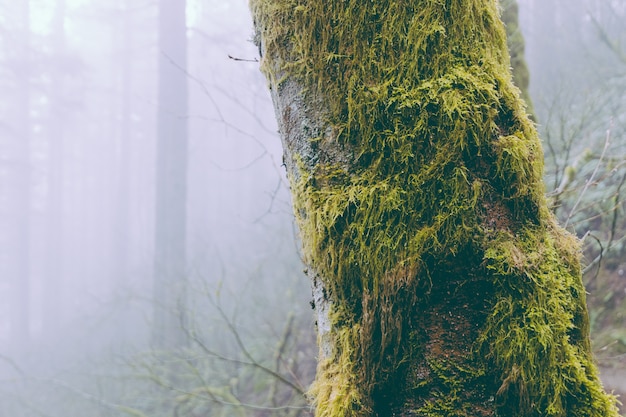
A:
[250,0,619,416]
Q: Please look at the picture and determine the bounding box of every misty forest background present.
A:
[0,0,625,416]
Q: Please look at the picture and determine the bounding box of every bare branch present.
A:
[228,54,259,63]
[564,121,612,229]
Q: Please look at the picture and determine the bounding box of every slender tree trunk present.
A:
[153,0,189,348]
[4,0,33,350]
[113,0,132,288]
[250,0,619,416]
[43,0,67,339]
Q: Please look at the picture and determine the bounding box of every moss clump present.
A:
[250,0,620,415]
[481,222,614,415]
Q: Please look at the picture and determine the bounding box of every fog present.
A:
[0,0,624,415]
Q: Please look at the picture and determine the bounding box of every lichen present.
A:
[250,0,620,416]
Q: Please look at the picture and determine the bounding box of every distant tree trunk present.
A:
[153,0,189,348]
[501,0,534,116]
[105,0,134,344]
[251,0,619,416]
[43,0,67,339]
[3,0,33,350]
[113,0,132,288]
[524,0,561,90]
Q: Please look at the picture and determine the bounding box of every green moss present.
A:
[309,309,367,416]
[481,225,595,414]
[251,0,619,416]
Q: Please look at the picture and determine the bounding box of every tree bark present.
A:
[250,0,619,416]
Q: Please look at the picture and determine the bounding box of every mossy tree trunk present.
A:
[250,0,619,416]
[501,0,534,116]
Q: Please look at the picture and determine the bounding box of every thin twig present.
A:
[228,54,259,62]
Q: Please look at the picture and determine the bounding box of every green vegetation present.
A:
[251,0,620,415]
